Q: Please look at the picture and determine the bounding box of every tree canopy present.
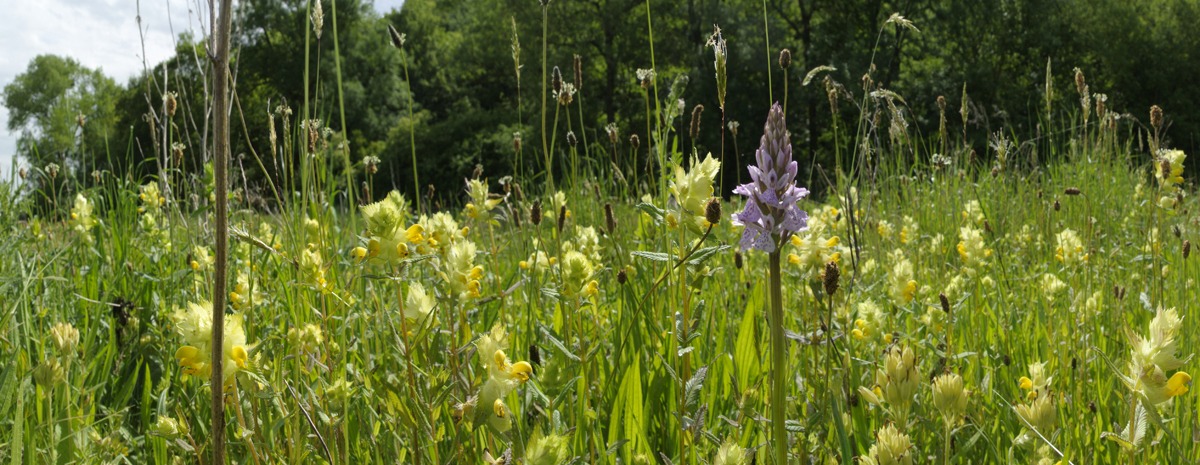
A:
[6,0,1200,203]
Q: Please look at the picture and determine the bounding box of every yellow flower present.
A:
[560,250,595,298]
[139,182,166,211]
[1128,308,1191,405]
[404,282,435,323]
[860,423,913,465]
[669,152,721,229]
[442,240,484,299]
[956,225,991,271]
[1054,228,1087,266]
[1154,149,1186,188]
[464,179,503,223]
[172,301,252,385]
[417,212,464,255]
[932,372,969,424]
[361,191,424,265]
[69,193,97,241]
[888,250,917,305]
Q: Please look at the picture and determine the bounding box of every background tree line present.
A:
[5,0,1199,208]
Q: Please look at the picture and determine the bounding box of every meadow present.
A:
[0,5,1197,465]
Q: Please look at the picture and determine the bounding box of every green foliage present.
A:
[3,55,118,180]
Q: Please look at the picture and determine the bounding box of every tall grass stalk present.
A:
[209,0,234,461]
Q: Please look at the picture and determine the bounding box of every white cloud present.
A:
[0,0,200,177]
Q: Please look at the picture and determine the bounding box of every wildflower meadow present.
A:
[0,1,1197,464]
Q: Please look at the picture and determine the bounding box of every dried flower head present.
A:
[1150,105,1164,130]
[556,82,576,106]
[604,203,617,234]
[636,68,655,89]
[689,104,704,140]
[706,26,727,109]
[310,0,324,40]
[778,48,791,70]
[165,92,178,117]
[572,54,582,90]
[388,24,406,49]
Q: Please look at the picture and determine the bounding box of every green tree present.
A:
[3,54,119,180]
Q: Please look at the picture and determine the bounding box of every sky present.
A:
[0,0,406,180]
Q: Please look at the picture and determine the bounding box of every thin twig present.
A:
[287,382,335,463]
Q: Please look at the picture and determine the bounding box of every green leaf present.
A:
[734,284,763,388]
[540,326,581,362]
[631,251,671,262]
[686,245,731,266]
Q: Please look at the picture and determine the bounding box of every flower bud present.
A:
[50,322,80,356]
[778,48,791,70]
[932,372,968,422]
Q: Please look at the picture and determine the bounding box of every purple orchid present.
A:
[732,102,809,253]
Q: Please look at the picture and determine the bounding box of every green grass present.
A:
[0,6,1197,465]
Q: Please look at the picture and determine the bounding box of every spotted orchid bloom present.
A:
[732,103,809,252]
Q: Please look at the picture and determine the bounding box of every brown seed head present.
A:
[630,134,640,150]
[1073,67,1086,95]
[823,261,840,296]
[557,205,567,234]
[937,95,947,111]
[165,92,177,118]
[689,104,704,140]
[551,66,563,95]
[617,269,628,285]
[604,203,617,235]
[778,48,791,70]
[939,293,951,314]
[1150,105,1164,130]
[530,201,543,226]
[513,132,522,153]
[567,131,577,147]
[510,205,522,228]
[1064,187,1081,196]
[734,251,743,269]
[573,54,582,91]
[605,123,619,145]
[704,198,721,226]
[1184,240,1191,259]
[1053,200,1060,211]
